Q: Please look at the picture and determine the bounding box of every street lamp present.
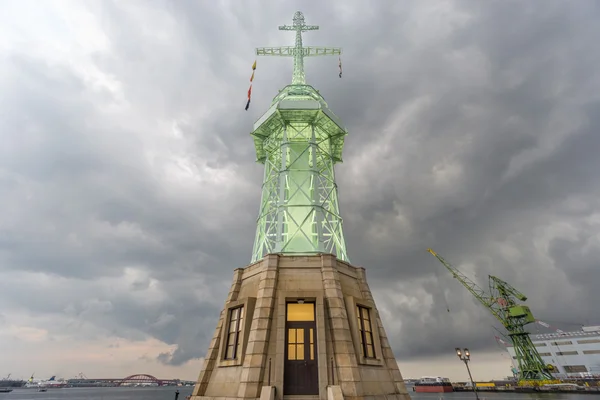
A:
[456,347,479,400]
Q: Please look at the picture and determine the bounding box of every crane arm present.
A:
[489,275,527,301]
[428,249,555,383]
[427,249,505,323]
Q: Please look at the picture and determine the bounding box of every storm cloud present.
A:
[1,0,599,380]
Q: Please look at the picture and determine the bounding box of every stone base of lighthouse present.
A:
[190,254,411,400]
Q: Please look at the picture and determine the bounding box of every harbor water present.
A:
[412,393,600,400]
[0,386,194,399]
[2,387,600,400]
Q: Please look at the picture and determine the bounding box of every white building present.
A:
[506,326,600,378]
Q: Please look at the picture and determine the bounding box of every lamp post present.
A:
[456,347,479,400]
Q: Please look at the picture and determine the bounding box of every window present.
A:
[556,351,578,356]
[551,341,573,345]
[564,365,588,373]
[534,343,547,347]
[538,352,552,356]
[287,303,314,321]
[225,306,244,360]
[356,305,375,359]
[286,328,315,361]
[583,350,600,355]
[287,328,305,360]
[578,339,600,344]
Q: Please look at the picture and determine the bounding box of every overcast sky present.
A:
[1,0,599,383]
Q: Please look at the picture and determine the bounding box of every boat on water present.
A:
[414,376,454,393]
[0,379,25,388]
[25,375,67,389]
[403,379,417,388]
[0,388,13,393]
[541,383,583,391]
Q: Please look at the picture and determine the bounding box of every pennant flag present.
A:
[494,335,508,346]
[339,56,342,78]
[245,84,253,111]
[250,60,257,81]
[245,61,257,110]
[536,320,551,328]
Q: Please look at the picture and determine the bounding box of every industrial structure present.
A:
[427,249,556,386]
[67,374,181,387]
[505,326,600,378]
[250,12,347,263]
[0,374,190,388]
[190,12,411,400]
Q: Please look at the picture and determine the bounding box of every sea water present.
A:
[0,386,193,400]
[2,387,597,400]
[411,392,600,400]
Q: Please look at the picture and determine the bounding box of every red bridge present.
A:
[67,374,182,387]
[118,374,178,386]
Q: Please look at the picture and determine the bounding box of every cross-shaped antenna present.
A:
[256,11,341,85]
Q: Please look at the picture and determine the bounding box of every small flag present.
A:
[250,60,257,82]
[245,61,257,110]
[339,56,342,78]
[245,84,252,111]
[494,335,508,346]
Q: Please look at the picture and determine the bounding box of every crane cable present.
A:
[492,327,517,371]
[433,265,451,312]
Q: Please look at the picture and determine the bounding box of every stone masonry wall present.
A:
[321,255,365,400]
[236,255,279,398]
[355,266,410,399]
[191,267,244,397]
[191,254,412,400]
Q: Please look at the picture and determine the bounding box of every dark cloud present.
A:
[0,0,599,373]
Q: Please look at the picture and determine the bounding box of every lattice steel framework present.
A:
[428,249,556,385]
[250,12,348,263]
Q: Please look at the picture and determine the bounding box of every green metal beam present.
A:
[257,11,342,85]
[427,249,555,383]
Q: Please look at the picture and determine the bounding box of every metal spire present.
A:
[256,11,341,85]
[278,11,318,85]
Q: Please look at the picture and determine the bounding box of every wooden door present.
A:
[284,303,318,395]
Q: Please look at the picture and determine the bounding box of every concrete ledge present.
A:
[191,397,276,400]
[328,385,344,400]
[260,386,276,400]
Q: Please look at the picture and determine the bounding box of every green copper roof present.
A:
[251,85,347,164]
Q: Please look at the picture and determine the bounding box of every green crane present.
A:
[427,249,556,385]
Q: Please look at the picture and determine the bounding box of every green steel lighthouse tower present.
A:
[251,11,349,263]
[191,12,411,400]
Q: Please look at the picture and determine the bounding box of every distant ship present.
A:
[414,376,454,393]
[25,375,67,389]
[0,376,25,388]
